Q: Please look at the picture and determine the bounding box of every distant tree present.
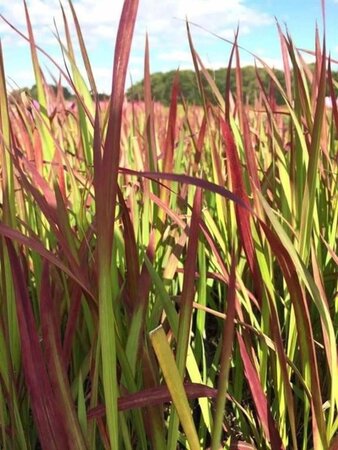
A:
[126,66,291,106]
[97,93,110,101]
[26,84,73,100]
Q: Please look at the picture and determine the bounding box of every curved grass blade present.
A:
[94,0,139,447]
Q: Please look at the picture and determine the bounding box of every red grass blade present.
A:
[88,383,218,418]
[163,70,180,173]
[94,1,139,446]
[327,59,338,136]
[230,442,257,450]
[234,40,262,215]
[220,119,262,301]
[119,167,249,209]
[40,261,87,449]
[118,187,140,314]
[224,29,238,122]
[5,239,68,450]
[276,21,292,101]
[260,222,328,448]
[237,332,284,450]
[95,0,139,257]
[0,222,93,300]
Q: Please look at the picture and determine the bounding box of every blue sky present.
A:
[0,0,337,93]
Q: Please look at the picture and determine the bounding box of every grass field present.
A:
[0,1,337,449]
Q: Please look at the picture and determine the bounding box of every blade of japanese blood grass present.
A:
[0,41,15,227]
[67,0,97,97]
[183,103,207,170]
[2,12,96,133]
[270,296,298,446]
[230,442,257,450]
[156,71,180,240]
[299,39,327,265]
[209,127,232,242]
[118,187,148,377]
[94,1,139,448]
[259,221,329,449]
[329,435,338,450]
[140,341,167,450]
[88,383,219,418]
[119,168,249,209]
[276,21,292,101]
[143,34,158,175]
[5,239,69,450]
[150,326,200,450]
[176,188,202,370]
[328,59,338,135]
[220,119,262,302]
[118,188,140,315]
[10,152,87,282]
[0,222,94,301]
[167,187,202,450]
[258,191,337,391]
[0,41,21,383]
[211,252,237,450]
[162,70,180,172]
[186,21,208,113]
[311,247,336,440]
[132,384,219,417]
[9,93,39,169]
[195,50,227,112]
[58,4,94,166]
[144,196,212,432]
[40,261,87,449]
[312,27,322,107]
[54,181,80,263]
[23,0,54,162]
[234,42,262,215]
[237,333,284,450]
[224,29,237,122]
[143,34,159,238]
[0,14,75,93]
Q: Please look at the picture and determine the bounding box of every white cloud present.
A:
[0,0,273,47]
[0,0,274,92]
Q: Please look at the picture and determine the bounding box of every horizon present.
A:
[1,0,338,94]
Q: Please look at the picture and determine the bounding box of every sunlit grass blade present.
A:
[211,251,237,450]
[258,209,331,449]
[23,0,54,162]
[94,0,139,447]
[237,332,284,450]
[220,119,262,299]
[168,187,202,448]
[67,0,98,97]
[150,326,200,450]
[143,34,158,175]
[299,37,327,264]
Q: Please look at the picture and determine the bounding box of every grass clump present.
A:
[0,1,337,449]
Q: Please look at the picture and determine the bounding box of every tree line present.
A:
[10,64,338,107]
[126,65,338,106]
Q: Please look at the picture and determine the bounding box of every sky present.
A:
[0,0,338,94]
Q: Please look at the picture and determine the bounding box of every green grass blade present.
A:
[150,326,200,450]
